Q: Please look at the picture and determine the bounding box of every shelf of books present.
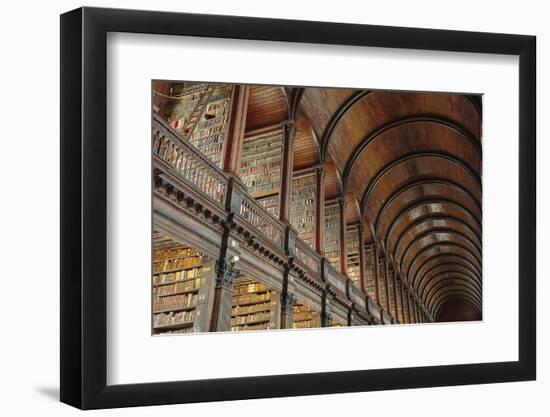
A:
[324,204,340,270]
[387,265,396,319]
[231,277,280,332]
[292,303,321,329]
[364,244,377,301]
[346,226,361,288]
[240,129,284,216]
[290,173,317,248]
[330,318,345,328]
[152,234,215,335]
[378,257,388,312]
[164,83,205,128]
[396,278,404,323]
[165,83,234,167]
[256,195,280,217]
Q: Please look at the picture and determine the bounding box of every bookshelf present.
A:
[231,277,279,332]
[346,226,361,288]
[387,265,396,318]
[396,279,404,323]
[292,303,321,329]
[290,173,317,248]
[256,194,280,217]
[165,83,205,129]
[378,257,388,311]
[152,238,215,335]
[240,129,284,215]
[165,83,234,167]
[324,204,340,270]
[364,244,377,301]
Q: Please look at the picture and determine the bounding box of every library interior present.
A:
[152,82,482,335]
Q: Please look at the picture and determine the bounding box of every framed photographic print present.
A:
[60,6,536,409]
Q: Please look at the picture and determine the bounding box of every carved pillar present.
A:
[407,289,413,324]
[221,85,250,175]
[399,280,409,323]
[320,291,331,327]
[314,166,326,255]
[279,121,297,223]
[374,243,381,306]
[209,213,240,332]
[384,257,392,318]
[338,197,347,275]
[280,265,297,329]
[357,224,367,294]
[397,277,405,324]
[209,257,239,332]
[402,284,409,324]
[391,266,399,322]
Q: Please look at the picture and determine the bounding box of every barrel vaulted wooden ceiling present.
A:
[245,85,482,321]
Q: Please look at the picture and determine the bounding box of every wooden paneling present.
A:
[299,87,354,139]
[377,182,482,252]
[245,86,288,131]
[364,156,482,228]
[346,122,481,203]
[160,80,484,322]
[293,118,319,170]
[435,298,481,321]
[324,91,480,173]
[344,192,360,225]
[323,158,342,200]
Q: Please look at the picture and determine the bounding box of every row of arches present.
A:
[284,87,482,321]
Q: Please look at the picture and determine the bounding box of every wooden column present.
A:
[402,284,409,324]
[209,259,238,332]
[374,243,381,306]
[395,277,401,323]
[338,197,347,275]
[320,290,331,327]
[357,224,367,294]
[280,267,297,329]
[279,121,297,223]
[384,257,392,318]
[391,266,399,322]
[209,225,239,332]
[314,166,326,255]
[407,290,413,324]
[221,85,250,175]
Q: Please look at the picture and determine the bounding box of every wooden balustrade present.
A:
[238,192,285,248]
[153,114,388,325]
[294,237,321,275]
[153,116,228,206]
[349,282,367,308]
[323,259,347,295]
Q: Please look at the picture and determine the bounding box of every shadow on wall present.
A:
[35,386,59,401]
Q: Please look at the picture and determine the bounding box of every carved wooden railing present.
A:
[238,191,285,249]
[323,260,348,295]
[153,114,386,323]
[294,238,321,275]
[153,116,228,207]
[348,282,367,307]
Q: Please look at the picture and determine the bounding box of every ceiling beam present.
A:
[360,152,482,220]
[342,116,482,190]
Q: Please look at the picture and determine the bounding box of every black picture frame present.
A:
[60,6,536,410]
